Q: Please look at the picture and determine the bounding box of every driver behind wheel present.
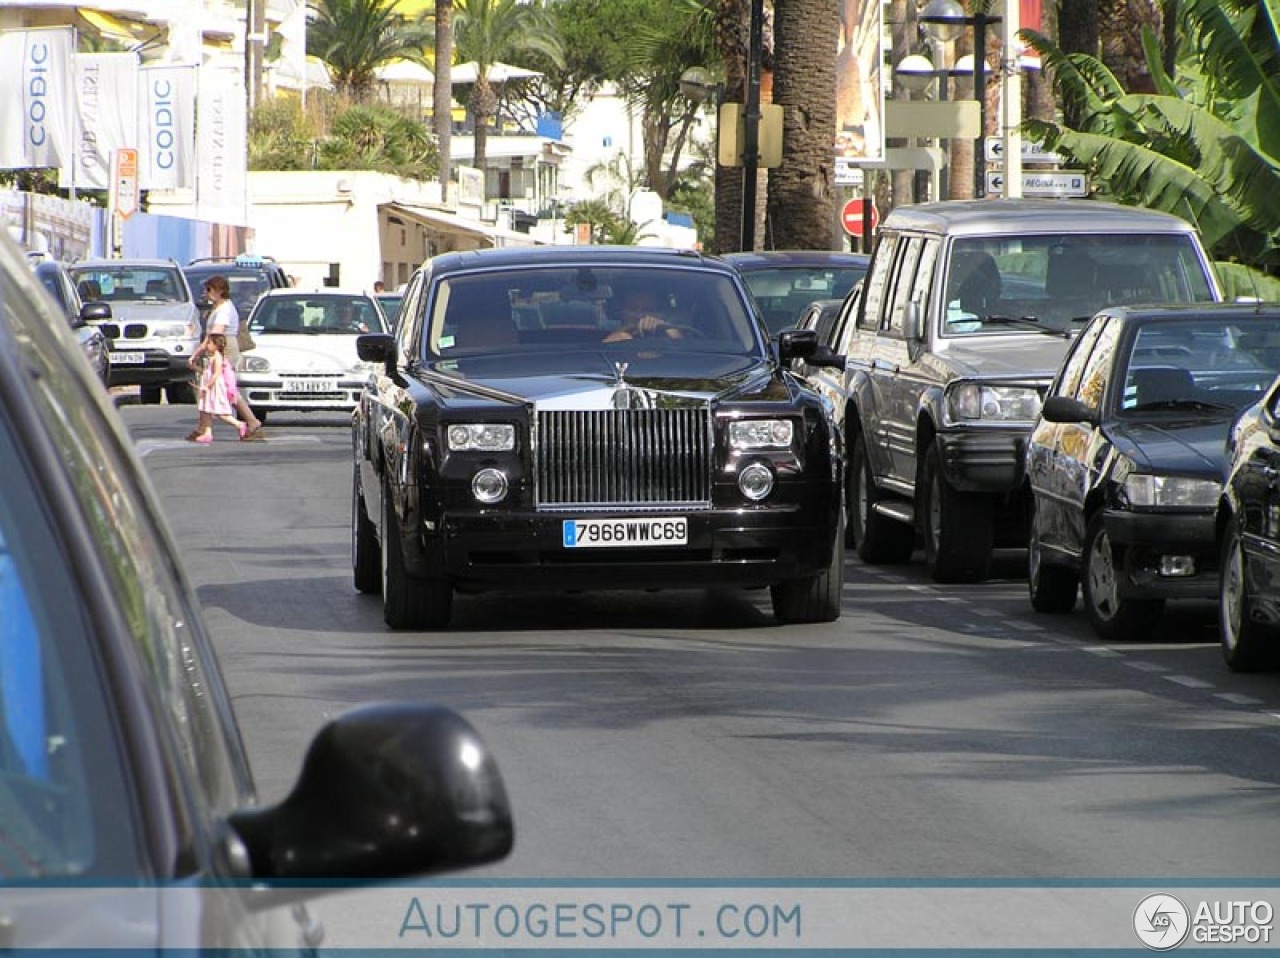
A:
[603,287,683,343]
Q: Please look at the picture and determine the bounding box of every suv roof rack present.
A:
[187,254,280,267]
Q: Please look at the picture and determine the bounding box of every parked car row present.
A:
[783,198,1280,672]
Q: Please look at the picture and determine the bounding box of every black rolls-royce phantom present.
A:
[351,246,846,629]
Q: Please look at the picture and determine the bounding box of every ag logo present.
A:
[1134,894,1190,950]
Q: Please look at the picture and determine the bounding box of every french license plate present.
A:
[283,378,338,393]
[111,351,146,364]
[562,517,688,548]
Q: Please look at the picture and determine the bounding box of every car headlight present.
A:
[728,419,794,450]
[1120,474,1221,509]
[241,355,272,373]
[153,323,193,339]
[945,383,1042,423]
[447,423,515,452]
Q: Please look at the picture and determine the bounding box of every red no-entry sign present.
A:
[841,197,878,237]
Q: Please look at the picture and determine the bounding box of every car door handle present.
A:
[872,359,899,374]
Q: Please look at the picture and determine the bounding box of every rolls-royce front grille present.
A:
[536,408,712,510]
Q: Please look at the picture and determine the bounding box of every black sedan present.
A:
[353,246,846,630]
[28,253,111,384]
[0,232,511,944]
[1217,372,1280,670]
[721,249,869,335]
[1026,304,1280,641]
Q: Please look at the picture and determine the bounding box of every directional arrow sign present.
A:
[984,136,1065,165]
[987,169,1088,198]
[986,137,1004,159]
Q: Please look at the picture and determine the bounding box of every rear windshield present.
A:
[942,234,1217,337]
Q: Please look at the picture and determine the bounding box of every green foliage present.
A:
[249,101,439,180]
[1217,260,1280,300]
[308,0,432,101]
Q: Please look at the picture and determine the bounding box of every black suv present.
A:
[183,254,290,326]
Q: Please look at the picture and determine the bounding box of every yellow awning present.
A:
[77,7,153,44]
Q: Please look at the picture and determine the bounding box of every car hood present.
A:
[105,301,197,325]
[251,333,362,373]
[932,335,1073,382]
[417,348,787,408]
[1108,419,1233,477]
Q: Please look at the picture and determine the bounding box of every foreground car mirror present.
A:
[902,302,923,343]
[357,332,396,365]
[778,328,819,363]
[1041,395,1098,425]
[228,703,513,882]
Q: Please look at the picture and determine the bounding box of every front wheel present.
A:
[381,480,451,630]
[1220,519,1276,671]
[1028,497,1078,613]
[771,511,845,624]
[352,461,380,595]
[849,433,914,563]
[1081,512,1163,641]
[920,444,993,583]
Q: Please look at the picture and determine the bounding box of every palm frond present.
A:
[1018,30,1122,132]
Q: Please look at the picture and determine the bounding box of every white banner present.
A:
[62,52,140,191]
[0,28,75,171]
[139,63,196,191]
[195,64,247,225]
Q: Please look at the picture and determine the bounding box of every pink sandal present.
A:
[194,433,213,444]
[237,421,248,440]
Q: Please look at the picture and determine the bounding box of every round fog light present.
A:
[738,462,774,501]
[472,468,509,504]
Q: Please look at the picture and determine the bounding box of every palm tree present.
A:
[767,0,838,248]
[453,0,564,175]
[711,0,750,252]
[308,0,432,103]
[1021,0,1280,296]
[434,0,454,193]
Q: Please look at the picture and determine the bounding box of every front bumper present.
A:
[403,504,840,592]
[106,349,195,387]
[1104,509,1218,600]
[239,373,365,413]
[936,426,1030,494]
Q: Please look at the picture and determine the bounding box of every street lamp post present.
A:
[920,0,999,199]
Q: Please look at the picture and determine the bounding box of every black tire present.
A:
[352,462,381,595]
[849,432,915,563]
[381,480,452,630]
[771,510,845,624]
[165,380,196,404]
[1219,519,1276,671]
[1081,511,1163,641]
[1028,496,1078,613]
[920,443,993,583]
[139,384,163,405]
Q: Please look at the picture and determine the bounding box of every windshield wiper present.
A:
[977,315,1072,338]
[1128,398,1237,414]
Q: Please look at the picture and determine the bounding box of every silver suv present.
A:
[807,199,1222,583]
[69,258,201,404]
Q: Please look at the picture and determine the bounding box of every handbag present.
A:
[237,323,256,353]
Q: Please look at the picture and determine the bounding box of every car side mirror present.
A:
[1041,395,1098,425]
[80,301,111,324]
[778,328,819,363]
[358,332,396,366]
[805,345,846,371]
[903,301,923,343]
[228,703,513,884]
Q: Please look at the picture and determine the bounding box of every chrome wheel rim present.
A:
[1086,528,1120,620]
[1221,530,1244,652]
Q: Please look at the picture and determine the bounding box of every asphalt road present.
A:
[123,403,1280,889]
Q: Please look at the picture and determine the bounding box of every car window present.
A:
[940,234,1216,336]
[70,265,189,304]
[397,272,427,358]
[1052,316,1108,398]
[1072,317,1121,409]
[1118,317,1280,414]
[253,295,386,334]
[739,266,867,335]
[859,235,898,332]
[885,237,924,336]
[424,267,762,357]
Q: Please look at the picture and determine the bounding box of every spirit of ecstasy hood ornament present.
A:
[613,361,629,387]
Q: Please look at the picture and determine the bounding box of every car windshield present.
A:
[423,266,764,358]
[1114,316,1280,416]
[250,294,387,334]
[184,268,272,317]
[68,265,188,304]
[0,417,139,878]
[942,234,1217,337]
[377,293,404,328]
[740,266,867,334]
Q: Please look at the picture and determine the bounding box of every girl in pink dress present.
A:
[189,334,247,443]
